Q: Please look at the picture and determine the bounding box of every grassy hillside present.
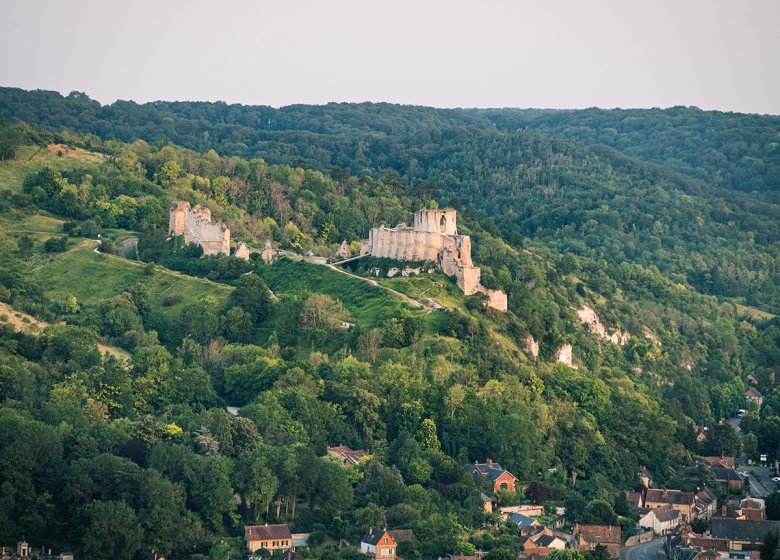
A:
[37,243,232,322]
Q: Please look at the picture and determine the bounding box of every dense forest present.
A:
[0,91,779,559]
[2,87,778,313]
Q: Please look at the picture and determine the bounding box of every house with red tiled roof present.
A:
[574,524,622,559]
[465,459,518,493]
[245,524,292,554]
[703,456,735,469]
[327,445,368,467]
[360,528,397,559]
[745,387,764,408]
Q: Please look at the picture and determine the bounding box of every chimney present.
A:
[487,458,493,466]
[721,505,727,516]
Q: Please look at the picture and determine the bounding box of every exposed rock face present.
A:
[555,343,577,369]
[261,240,274,264]
[335,240,352,259]
[234,242,250,261]
[363,209,507,311]
[575,305,629,345]
[401,267,421,277]
[524,335,539,358]
[169,201,230,256]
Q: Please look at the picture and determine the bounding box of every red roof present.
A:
[576,524,622,544]
[245,524,292,541]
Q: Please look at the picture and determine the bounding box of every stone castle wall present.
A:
[363,209,507,311]
[169,201,230,256]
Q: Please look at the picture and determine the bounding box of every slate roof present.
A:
[711,467,742,482]
[710,519,780,541]
[465,460,517,482]
[510,513,537,527]
[272,552,303,560]
[361,528,394,546]
[535,534,558,547]
[245,524,292,541]
[746,387,764,399]
[653,508,680,523]
[387,529,414,543]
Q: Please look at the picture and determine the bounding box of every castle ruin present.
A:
[169,201,230,256]
[362,209,508,311]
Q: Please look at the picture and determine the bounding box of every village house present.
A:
[360,528,397,559]
[500,504,545,517]
[464,459,519,493]
[716,498,766,521]
[710,466,744,494]
[574,524,622,560]
[480,493,493,514]
[326,445,368,467]
[710,518,780,558]
[686,536,729,560]
[271,552,303,560]
[746,373,759,385]
[520,527,568,557]
[644,489,696,521]
[745,387,764,408]
[694,488,718,520]
[638,506,681,535]
[509,512,541,535]
[704,457,736,469]
[245,524,293,555]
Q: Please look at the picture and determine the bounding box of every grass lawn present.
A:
[262,258,417,324]
[0,144,105,193]
[37,245,232,321]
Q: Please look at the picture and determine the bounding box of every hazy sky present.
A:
[3,0,779,114]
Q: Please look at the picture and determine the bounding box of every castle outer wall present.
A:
[363,210,507,311]
[169,202,230,256]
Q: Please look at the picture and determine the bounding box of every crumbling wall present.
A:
[235,242,250,261]
[169,201,230,256]
[363,209,507,312]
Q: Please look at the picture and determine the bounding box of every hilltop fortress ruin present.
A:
[169,201,230,256]
[361,209,508,311]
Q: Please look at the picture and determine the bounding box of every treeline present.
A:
[2,87,778,312]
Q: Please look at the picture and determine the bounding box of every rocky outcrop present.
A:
[575,305,629,345]
[555,344,577,369]
[524,335,539,358]
[169,201,230,256]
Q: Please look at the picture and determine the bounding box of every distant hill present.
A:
[1,87,778,312]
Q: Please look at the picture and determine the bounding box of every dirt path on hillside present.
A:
[321,262,426,309]
[0,301,131,362]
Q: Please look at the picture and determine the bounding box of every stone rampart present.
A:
[363,209,507,311]
[169,201,230,256]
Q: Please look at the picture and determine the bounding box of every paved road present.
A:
[728,416,777,497]
[623,538,663,560]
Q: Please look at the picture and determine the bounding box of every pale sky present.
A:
[2,0,779,114]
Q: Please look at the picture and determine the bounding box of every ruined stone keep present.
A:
[362,209,508,311]
[169,201,230,256]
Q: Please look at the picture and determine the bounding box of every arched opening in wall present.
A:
[439,215,447,233]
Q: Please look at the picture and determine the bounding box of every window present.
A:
[384,538,388,544]
[500,482,508,490]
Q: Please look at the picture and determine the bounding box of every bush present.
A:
[162,293,183,307]
[43,236,68,253]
